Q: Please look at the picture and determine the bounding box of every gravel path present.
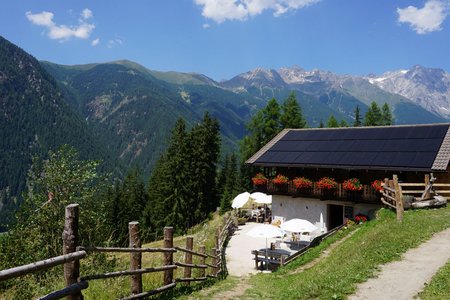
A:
[349,227,450,300]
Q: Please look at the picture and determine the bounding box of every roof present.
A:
[246,123,450,172]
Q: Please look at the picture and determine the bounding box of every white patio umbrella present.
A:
[280,218,318,233]
[250,192,272,204]
[247,224,284,239]
[231,192,251,209]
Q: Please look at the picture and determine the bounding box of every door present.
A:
[328,204,344,229]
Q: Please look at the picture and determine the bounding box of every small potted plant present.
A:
[317,177,337,199]
[293,176,313,196]
[252,173,268,192]
[354,214,368,224]
[272,174,289,193]
[343,178,363,202]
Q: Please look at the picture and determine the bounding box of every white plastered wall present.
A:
[272,195,381,231]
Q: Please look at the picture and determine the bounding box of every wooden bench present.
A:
[251,249,289,270]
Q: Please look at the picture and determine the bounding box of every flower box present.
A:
[252,173,268,186]
[320,188,336,200]
[342,178,363,191]
[346,190,363,202]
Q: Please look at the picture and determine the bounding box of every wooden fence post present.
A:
[393,175,404,222]
[215,229,220,252]
[184,236,193,285]
[424,174,431,199]
[163,227,174,285]
[199,246,206,278]
[129,222,142,295]
[211,248,217,276]
[62,204,81,300]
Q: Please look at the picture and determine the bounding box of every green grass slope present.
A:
[244,207,450,299]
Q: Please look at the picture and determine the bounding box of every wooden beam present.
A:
[80,265,177,281]
[38,281,88,300]
[78,246,176,253]
[174,246,207,258]
[0,251,86,282]
[119,282,177,300]
[62,204,81,300]
[183,237,193,286]
[424,174,431,199]
[393,175,404,222]
[163,227,174,286]
[129,221,142,295]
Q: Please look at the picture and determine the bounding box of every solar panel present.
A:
[251,124,450,170]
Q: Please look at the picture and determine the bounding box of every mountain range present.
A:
[1,34,450,225]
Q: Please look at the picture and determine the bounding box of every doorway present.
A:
[328,204,344,229]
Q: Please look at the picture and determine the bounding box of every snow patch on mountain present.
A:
[366,65,450,118]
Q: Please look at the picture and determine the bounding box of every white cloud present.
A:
[25,11,54,27]
[107,38,123,49]
[194,0,320,23]
[91,38,100,46]
[203,23,211,28]
[397,0,449,34]
[26,8,95,41]
[81,8,93,20]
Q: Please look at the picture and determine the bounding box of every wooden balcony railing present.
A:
[253,182,381,204]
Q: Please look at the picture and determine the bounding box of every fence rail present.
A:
[0,205,236,299]
[381,174,449,221]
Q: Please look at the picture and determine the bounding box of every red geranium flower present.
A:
[317,177,338,190]
[252,173,268,186]
[272,174,289,185]
[293,177,313,189]
[343,178,363,191]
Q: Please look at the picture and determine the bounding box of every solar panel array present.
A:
[252,124,450,171]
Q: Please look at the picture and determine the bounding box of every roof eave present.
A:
[248,162,444,172]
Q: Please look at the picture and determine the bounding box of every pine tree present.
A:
[381,103,394,125]
[241,110,265,161]
[189,112,221,223]
[354,105,362,127]
[112,168,148,245]
[219,153,240,214]
[364,102,382,126]
[319,120,324,128]
[262,98,282,142]
[340,119,348,127]
[145,119,190,234]
[327,115,339,128]
[280,92,307,129]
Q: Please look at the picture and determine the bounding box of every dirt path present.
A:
[349,227,450,300]
[208,277,251,300]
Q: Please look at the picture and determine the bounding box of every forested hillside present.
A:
[41,60,262,177]
[0,36,116,227]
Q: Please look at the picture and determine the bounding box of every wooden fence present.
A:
[0,204,236,299]
[381,174,449,222]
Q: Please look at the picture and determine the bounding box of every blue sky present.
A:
[1,0,450,80]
